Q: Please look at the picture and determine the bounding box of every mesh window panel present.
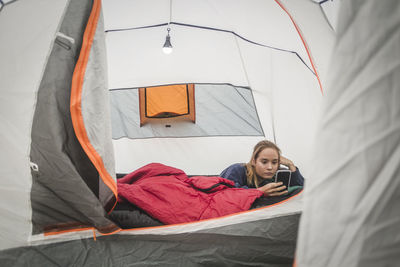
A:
[111,83,263,139]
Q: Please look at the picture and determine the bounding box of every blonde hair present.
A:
[245,140,281,187]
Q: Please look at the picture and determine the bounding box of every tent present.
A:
[296,0,400,266]
[0,0,341,265]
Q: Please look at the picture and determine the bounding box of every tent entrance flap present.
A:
[29,0,118,235]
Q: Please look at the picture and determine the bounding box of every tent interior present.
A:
[106,0,334,177]
[8,0,400,266]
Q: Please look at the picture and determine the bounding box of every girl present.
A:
[220,140,304,196]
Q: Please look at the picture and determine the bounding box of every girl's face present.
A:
[252,147,279,179]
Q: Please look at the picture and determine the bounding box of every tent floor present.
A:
[1,213,300,267]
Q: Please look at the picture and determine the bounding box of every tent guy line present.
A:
[105,21,316,76]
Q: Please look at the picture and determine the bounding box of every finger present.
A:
[263,182,281,190]
[273,185,286,192]
[270,182,283,187]
[270,190,288,196]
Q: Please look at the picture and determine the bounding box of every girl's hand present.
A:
[280,156,296,172]
[257,182,287,196]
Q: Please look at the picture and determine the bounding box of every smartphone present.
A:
[274,170,291,190]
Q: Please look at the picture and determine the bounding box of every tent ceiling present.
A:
[103,0,315,83]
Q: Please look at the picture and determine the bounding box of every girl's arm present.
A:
[220,163,249,188]
[280,156,296,172]
[281,156,305,186]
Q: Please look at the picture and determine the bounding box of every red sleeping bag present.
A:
[117,163,263,224]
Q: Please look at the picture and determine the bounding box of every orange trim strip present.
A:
[188,84,196,123]
[138,87,146,126]
[274,0,324,95]
[93,229,97,241]
[70,0,118,212]
[44,227,94,236]
[44,226,122,237]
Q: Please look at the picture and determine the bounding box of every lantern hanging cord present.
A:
[168,0,172,29]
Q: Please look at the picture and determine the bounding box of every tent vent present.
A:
[139,84,195,126]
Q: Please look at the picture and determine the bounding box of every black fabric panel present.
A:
[109,210,163,228]
[109,202,163,228]
[29,0,117,234]
[0,214,300,267]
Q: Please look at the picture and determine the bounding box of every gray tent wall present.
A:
[29,0,118,235]
[296,0,400,266]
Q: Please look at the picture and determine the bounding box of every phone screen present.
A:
[274,170,291,189]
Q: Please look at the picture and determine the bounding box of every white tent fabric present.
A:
[311,0,342,32]
[0,0,69,250]
[319,0,342,32]
[296,0,400,266]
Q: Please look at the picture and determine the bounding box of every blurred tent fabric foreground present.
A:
[296,0,400,266]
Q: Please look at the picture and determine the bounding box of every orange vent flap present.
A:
[146,84,189,117]
[139,84,195,126]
